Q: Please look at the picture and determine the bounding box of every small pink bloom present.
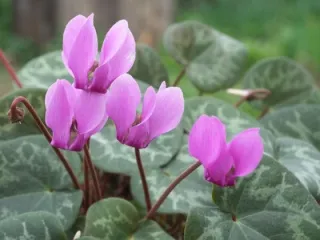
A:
[106,74,184,148]
[188,115,264,186]
[62,14,135,93]
[45,79,108,151]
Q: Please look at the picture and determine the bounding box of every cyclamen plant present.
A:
[1,13,320,240]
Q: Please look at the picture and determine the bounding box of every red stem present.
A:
[135,148,152,211]
[84,145,103,200]
[143,161,201,220]
[0,49,22,88]
[172,67,186,87]
[9,96,81,189]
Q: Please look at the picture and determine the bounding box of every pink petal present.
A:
[106,74,141,142]
[188,115,227,166]
[90,20,136,92]
[62,15,87,62]
[228,128,264,177]
[125,123,150,148]
[73,90,108,135]
[204,149,234,186]
[67,14,98,90]
[159,81,167,91]
[141,87,156,121]
[147,87,184,141]
[121,87,156,148]
[99,20,129,64]
[45,80,75,149]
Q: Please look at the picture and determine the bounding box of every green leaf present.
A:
[83,198,173,240]
[90,124,183,176]
[0,211,67,239]
[163,21,247,92]
[276,137,320,201]
[17,51,72,88]
[183,97,260,136]
[184,157,320,239]
[0,135,82,230]
[261,104,320,151]
[0,88,46,140]
[130,43,169,87]
[131,136,213,213]
[243,57,318,109]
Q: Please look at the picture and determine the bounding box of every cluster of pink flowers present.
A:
[45,14,264,187]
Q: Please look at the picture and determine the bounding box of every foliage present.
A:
[2,18,320,240]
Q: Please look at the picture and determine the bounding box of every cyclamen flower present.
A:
[188,115,264,186]
[45,79,108,151]
[62,14,135,93]
[106,74,184,148]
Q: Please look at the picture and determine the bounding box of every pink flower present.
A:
[188,115,264,186]
[45,79,108,151]
[62,14,135,93]
[106,74,184,149]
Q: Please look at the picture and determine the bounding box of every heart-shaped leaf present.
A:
[129,43,169,87]
[0,135,82,230]
[17,50,72,88]
[0,88,46,140]
[243,57,318,109]
[163,21,247,92]
[261,104,320,151]
[90,124,183,176]
[276,137,320,201]
[184,157,320,239]
[83,198,173,239]
[0,211,67,239]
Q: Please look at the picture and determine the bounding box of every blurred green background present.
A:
[1,0,320,102]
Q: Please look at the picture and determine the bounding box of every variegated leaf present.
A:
[276,137,320,200]
[0,88,46,140]
[90,124,183,176]
[163,21,247,92]
[261,104,320,151]
[0,211,67,239]
[184,157,320,239]
[243,57,318,109]
[83,198,173,239]
[130,43,169,87]
[0,135,82,230]
[17,51,72,89]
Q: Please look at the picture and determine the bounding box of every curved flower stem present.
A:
[0,49,22,88]
[143,161,201,220]
[9,96,81,189]
[134,148,152,211]
[234,97,247,108]
[172,66,186,87]
[84,145,102,200]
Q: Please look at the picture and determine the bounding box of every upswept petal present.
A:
[67,14,98,90]
[140,87,156,121]
[90,20,135,93]
[62,15,87,62]
[99,20,129,64]
[159,81,167,91]
[188,115,226,166]
[106,74,141,142]
[45,80,75,149]
[147,87,184,141]
[228,128,263,177]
